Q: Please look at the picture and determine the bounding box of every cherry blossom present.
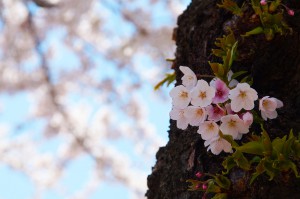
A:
[195,172,203,178]
[242,112,253,127]
[228,83,258,112]
[210,78,229,103]
[220,114,249,139]
[204,136,232,155]
[170,108,189,130]
[169,85,191,109]
[179,66,197,90]
[259,96,283,120]
[260,0,267,6]
[191,80,215,107]
[288,9,295,16]
[0,0,190,197]
[206,104,226,122]
[184,106,207,126]
[197,121,219,140]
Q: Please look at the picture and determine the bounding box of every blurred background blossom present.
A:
[0,0,189,198]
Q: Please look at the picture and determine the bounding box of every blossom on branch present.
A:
[191,80,215,107]
[259,96,283,120]
[242,112,253,127]
[229,83,258,112]
[197,121,219,140]
[206,104,225,122]
[220,114,249,139]
[184,106,207,126]
[210,78,229,104]
[179,66,197,90]
[169,85,191,109]
[170,107,189,130]
[204,136,232,155]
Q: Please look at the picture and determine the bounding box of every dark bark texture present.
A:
[147,0,300,198]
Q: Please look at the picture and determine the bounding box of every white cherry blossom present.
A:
[191,80,215,107]
[169,85,191,109]
[259,96,283,120]
[204,136,232,155]
[197,121,219,140]
[228,83,258,112]
[170,107,189,130]
[179,66,197,90]
[220,114,249,139]
[184,106,207,126]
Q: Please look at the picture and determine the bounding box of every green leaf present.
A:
[217,0,243,16]
[250,156,261,164]
[154,73,175,90]
[212,49,226,58]
[222,156,237,174]
[250,160,265,184]
[230,70,248,80]
[261,125,272,156]
[263,159,277,180]
[212,193,228,199]
[233,151,251,170]
[206,181,222,193]
[250,0,263,15]
[242,26,264,37]
[229,41,238,68]
[209,62,225,78]
[235,141,264,156]
[214,31,236,54]
[264,28,274,41]
[287,161,300,178]
[240,75,253,85]
[214,174,231,190]
[282,134,296,158]
[269,0,281,12]
[293,141,300,157]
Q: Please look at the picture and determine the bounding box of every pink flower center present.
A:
[196,109,204,116]
[216,89,223,97]
[179,91,188,98]
[239,91,246,98]
[207,122,215,131]
[199,91,207,99]
[262,100,269,108]
[214,107,221,114]
[188,76,193,80]
[228,119,236,127]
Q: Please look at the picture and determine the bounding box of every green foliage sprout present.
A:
[222,126,300,184]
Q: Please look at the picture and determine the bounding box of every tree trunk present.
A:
[147,0,300,198]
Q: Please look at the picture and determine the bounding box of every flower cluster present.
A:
[170,66,283,155]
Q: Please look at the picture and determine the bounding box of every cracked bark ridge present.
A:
[147,0,300,198]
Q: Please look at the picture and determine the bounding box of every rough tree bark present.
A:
[147,0,300,198]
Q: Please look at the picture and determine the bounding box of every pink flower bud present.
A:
[242,112,253,127]
[260,0,267,6]
[195,172,203,178]
[195,184,201,189]
[202,183,208,190]
[288,9,294,16]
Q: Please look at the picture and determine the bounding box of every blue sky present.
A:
[0,0,190,198]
